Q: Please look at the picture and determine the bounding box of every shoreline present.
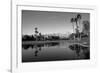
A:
[22,39,89,47]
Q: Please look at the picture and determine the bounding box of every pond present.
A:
[22,41,90,62]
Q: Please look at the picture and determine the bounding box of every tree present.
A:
[74,14,82,40]
[77,14,82,39]
[82,21,90,36]
[77,14,82,31]
[35,27,39,41]
[70,14,82,40]
[35,27,38,35]
[71,18,75,33]
[74,18,79,29]
[74,14,81,31]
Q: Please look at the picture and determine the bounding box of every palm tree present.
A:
[74,14,82,40]
[74,18,79,29]
[77,14,81,20]
[76,14,82,39]
[71,18,75,33]
[77,14,82,31]
[70,14,82,40]
[74,14,82,32]
[73,17,80,40]
[71,18,76,40]
[35,27,39,41]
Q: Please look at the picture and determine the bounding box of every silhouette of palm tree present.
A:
[35,27,38,34]
[70,14,82,40]
[74,14,82,31]
[76,14,82,39]
[71,18,75,33]
[73,14,82,40]
[74,18,79,29]
[77,14,81,21]
[35,27,39,41]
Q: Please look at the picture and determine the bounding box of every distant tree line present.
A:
[22,34,68,41]
[22,27,69,41]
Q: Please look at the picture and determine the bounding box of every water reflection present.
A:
[22,42,60,57]
[22,42,90,62]
[69,44,90,59]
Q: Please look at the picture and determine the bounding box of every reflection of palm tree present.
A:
[34,45,42,57]
[34,45,38,57]
[34,50,38,57]
[69,44,81,59]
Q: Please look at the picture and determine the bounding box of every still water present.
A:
[22,41,90,62]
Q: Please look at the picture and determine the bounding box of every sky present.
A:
[22,10,90,35]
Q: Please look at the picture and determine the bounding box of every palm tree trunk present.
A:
[73,23,74,33]
[72,23,75,40]
[76,21,80,40]
[78,20,81,40]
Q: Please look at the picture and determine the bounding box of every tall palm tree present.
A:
[77,14,82,39]
[35,27,39,41]
[77,14,82,31]
[70,14,82,40]
[74,17,79,29]
[77,14,81,20]
[73,17,80,40]
[71,18,75,33]
[71,18,76,40]
[74,14,82,32]
[74,14,82,40]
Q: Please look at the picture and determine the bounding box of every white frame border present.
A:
[11,1,97,73]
